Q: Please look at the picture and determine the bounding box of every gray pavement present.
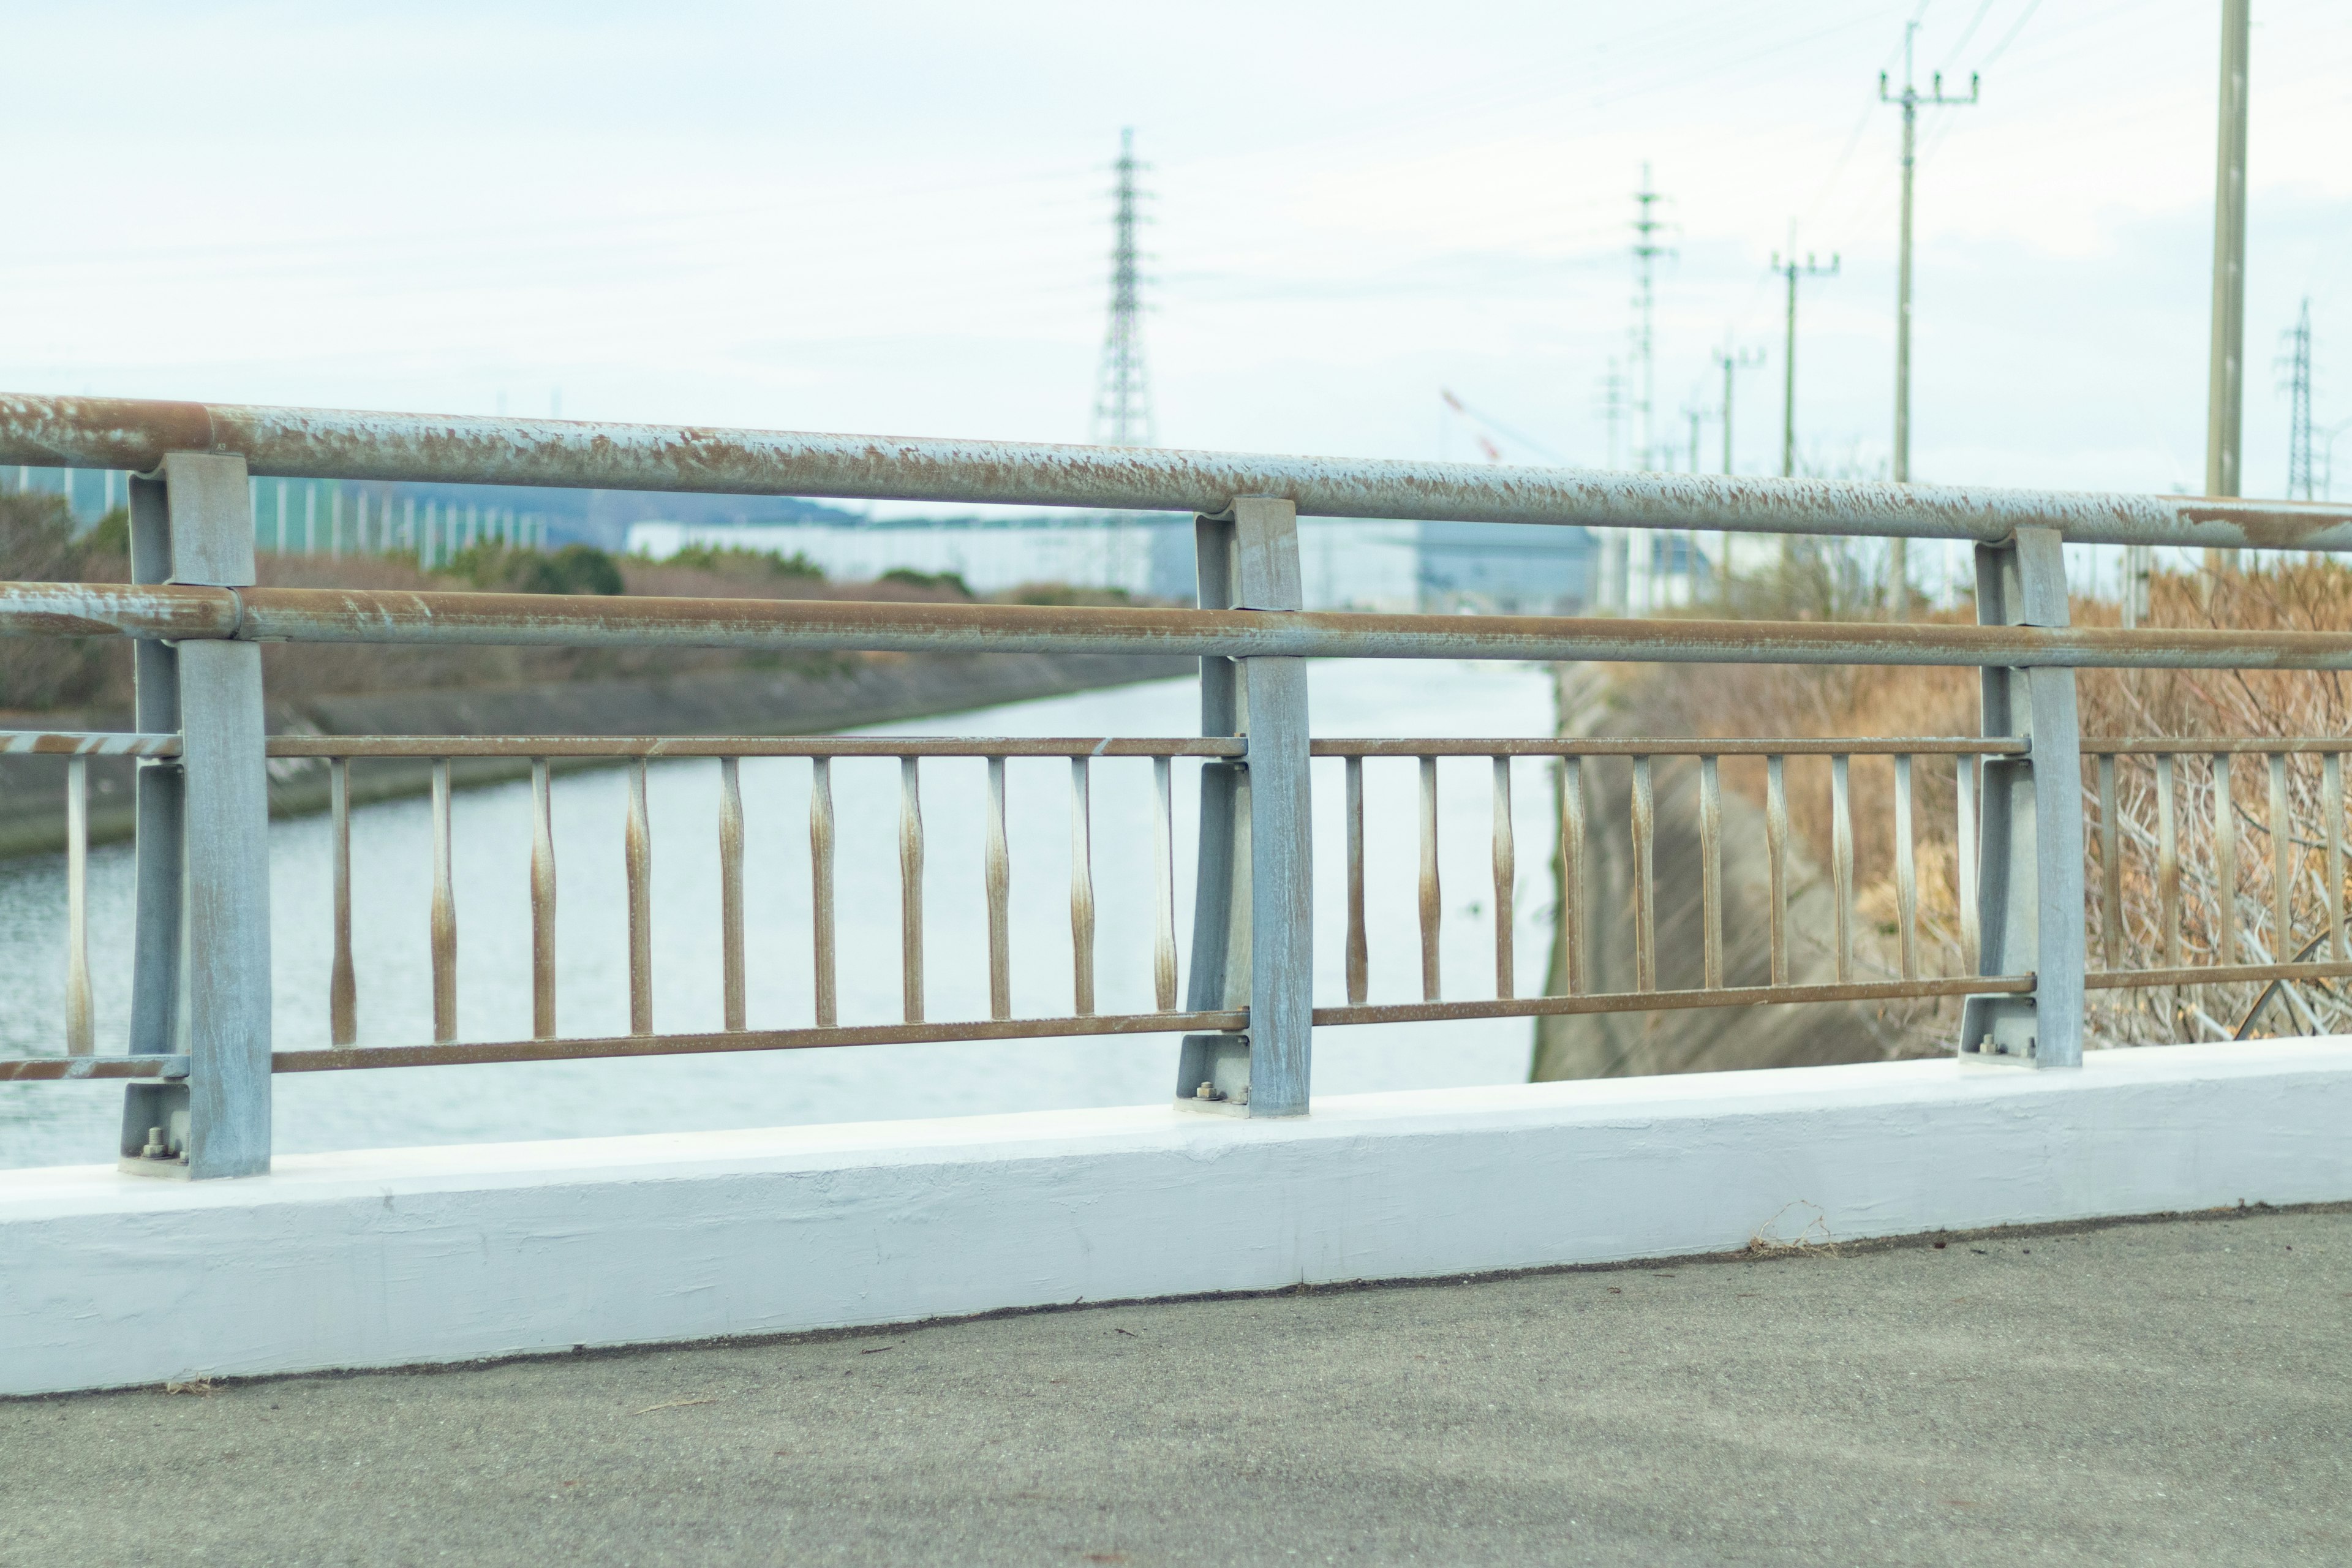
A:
[6,1204,2349,1567]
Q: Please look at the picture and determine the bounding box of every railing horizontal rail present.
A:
[1311,737,2026,756]
[2085,962,2352,990]
[1314,975,2032,1027]
[2085,739,2352,755]
[260,735,1243,759]
[0,1055,188,1082]
[23,581,2352,671]
[4,392,2350,548]
[1,731,181,756]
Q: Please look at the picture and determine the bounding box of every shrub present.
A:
[878,567,971,597]
[664,541,824,579]
[442,541,624,596]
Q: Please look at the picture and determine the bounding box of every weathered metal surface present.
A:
[1313,736,2024,756]
[1766,756,1790,987]
[1560,758,1587,996]
[626,759,653,1035]
[899,757,924,1025]
[1069,758,1096,1017]
[1344,756,1367,1007]
[267,1009,1250,1072]
[0,1054,190,1081]
[1699,756,1723,990]
[32,578,2352,673]
[718,758,747,1033]
[1313,973,2032,1027]
[1632,756,1657,993]
[1234,497,1312,1118]
[1491,758,1515,1001]
[1893,753,1917,981]
[530,759,557,1039]
[6,391,2350,548]
[262,733,1243,759]
[0,730,180,756]
[809,758,838,1028]
[1151,756,1178,1012]
[330,759,356,1046]
[985,757,1011,1021]
[2089,737,2352,753]
[1418,756,1441,1001]
[429,760,456,1044]
[2326,754,2345,962]
[2085,960,2352,990]
[64,757,91,1055]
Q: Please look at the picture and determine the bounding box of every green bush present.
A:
[878,566,972,597]
[665,541,824,579]
[442,541,625,596]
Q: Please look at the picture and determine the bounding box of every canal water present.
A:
[1,660,1559,1168]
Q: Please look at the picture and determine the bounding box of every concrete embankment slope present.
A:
[0,651,1193,857]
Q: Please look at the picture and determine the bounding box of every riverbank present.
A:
[0,650,1193,858]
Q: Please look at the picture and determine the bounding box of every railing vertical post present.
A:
[1177,496,1310,1115]
[121,452,272,1177]
[1961,526,2085,1068]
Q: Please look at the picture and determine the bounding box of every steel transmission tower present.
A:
[1093,128,1154,446]
[1629,165,1674,470]
[2283,298,2315,500]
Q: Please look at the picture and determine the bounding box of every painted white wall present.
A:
[7,1040,2350,1396]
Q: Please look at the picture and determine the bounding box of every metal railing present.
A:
[6,394,2352,1178]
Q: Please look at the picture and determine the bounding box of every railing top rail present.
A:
[4,391,2348,550]
[262,734,1243,759]
[15,579,2352,671]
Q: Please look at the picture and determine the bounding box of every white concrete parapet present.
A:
[7,1040,2351,1396]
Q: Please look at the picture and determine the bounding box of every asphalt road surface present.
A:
[6,1204,2347,1566]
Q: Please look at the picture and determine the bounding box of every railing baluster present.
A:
[1491,756,1515,1000]
[1418,755,1441,1001]
[64,755,91,1055]
[985,756,1011,1020]
[530,758,556,1041]
[330,757,357,1046]
[1956,753,1979,974]
[1632,755,1656,992]
[1560,756,1586,996]
[2157,753,2180,967]
[1152,755,1177,1012]
[2213,753,2236,968]
[1894,753,1917,980]
[1830,755,1853,982]
[2270,752,2292,964]
[431,758,458,1044]
[809,756,837,1028]
[900,756,925,1023]
[1345,755,1367,1006]
[625,757,652,1035]
[718,757,746,1033]
[1766,755,1789,986]
[1699,755,1723,989]
[2097,752,2120,971]
[2326,752,2345,962]
[1071,758,1096,1016]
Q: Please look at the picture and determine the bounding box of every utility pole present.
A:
[1772,247,1841,480]
[1630,165,1673,471]
[2205,0,2250,579]
[2283,297,2315,500]
[1093,127,1154,446]
[1880,21,1977,612]
[1714,339,1764,593]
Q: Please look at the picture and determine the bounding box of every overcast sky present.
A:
[3,1,2346,500]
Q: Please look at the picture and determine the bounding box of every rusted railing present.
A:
[6,393,2352,1178]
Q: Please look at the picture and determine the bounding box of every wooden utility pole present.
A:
[1774,249,1840,480]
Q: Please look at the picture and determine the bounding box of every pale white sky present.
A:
[3,1,2346,497]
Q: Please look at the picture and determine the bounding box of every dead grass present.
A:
[1608,560,2352,1049]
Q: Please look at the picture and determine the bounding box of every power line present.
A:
[1091,128,1154,447]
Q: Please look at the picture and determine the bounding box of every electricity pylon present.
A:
[1092,128,1154,446]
